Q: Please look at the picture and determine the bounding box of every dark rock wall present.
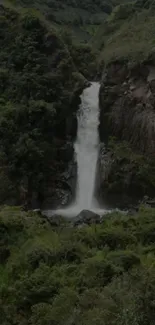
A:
[98,61,155,208]
[42,141,77,209]
[99,61,155,154]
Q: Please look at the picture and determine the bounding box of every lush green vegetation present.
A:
[102,138,155,205]
[93,0,155,62]
[2,0,110,42]
[0,2,104,208]
[103,10,155,63]
[60,30,101,78]
[0,4,88,208]
[0,1,155,324]
[3,0,133,41]
[98,0,155,205]
[1,205,155,324]
[8,0,112,23]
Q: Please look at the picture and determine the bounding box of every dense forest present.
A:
[0,2,100,209]
[0,0,155,324]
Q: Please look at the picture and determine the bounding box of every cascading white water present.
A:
[43,82,107,217]
[74,82,100,210]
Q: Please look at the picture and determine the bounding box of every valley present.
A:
[0,1,155,324]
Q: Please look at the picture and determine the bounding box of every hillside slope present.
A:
[3,0,132,41]
[92,0,155,55]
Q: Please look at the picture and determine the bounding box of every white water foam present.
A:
[44,82,107,217]
[74,82,100,210]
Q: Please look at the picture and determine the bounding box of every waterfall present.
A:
[74,82,100,210]
[44,82,107,217]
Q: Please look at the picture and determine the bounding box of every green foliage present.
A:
[0,5,86,207]
[1,206,155,324]
[30,288,78,325]
[7,0,112,24]
[91,0,155,62]
[99,8,155,63]
[60,29,101,78]
[71,43,99,78]
[104,138,155,199]
[3,0,134,42]
[109,2,135,21]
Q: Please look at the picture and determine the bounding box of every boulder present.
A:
[73,210,100,226]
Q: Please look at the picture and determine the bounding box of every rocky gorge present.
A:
[43,60,155,212]
[2,1,155,324]
[0,1,155,213]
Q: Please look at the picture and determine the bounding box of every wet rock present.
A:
[58,141,74,163]
[141,196,155,208]
[42,139,77,209]
[85,80,91,88]
[33,208,42,215]
[126,206,139,216]
[66,113,77,140]
[43,186,72,210]
[149,79,155,93]
[73,210,100,226]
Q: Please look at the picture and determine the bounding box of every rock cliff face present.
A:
[98,61,155,208]
[42,141,77,209]
[99,62,155,153]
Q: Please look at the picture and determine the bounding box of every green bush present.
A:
[1,206,155,323]
[107,250,140,271]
